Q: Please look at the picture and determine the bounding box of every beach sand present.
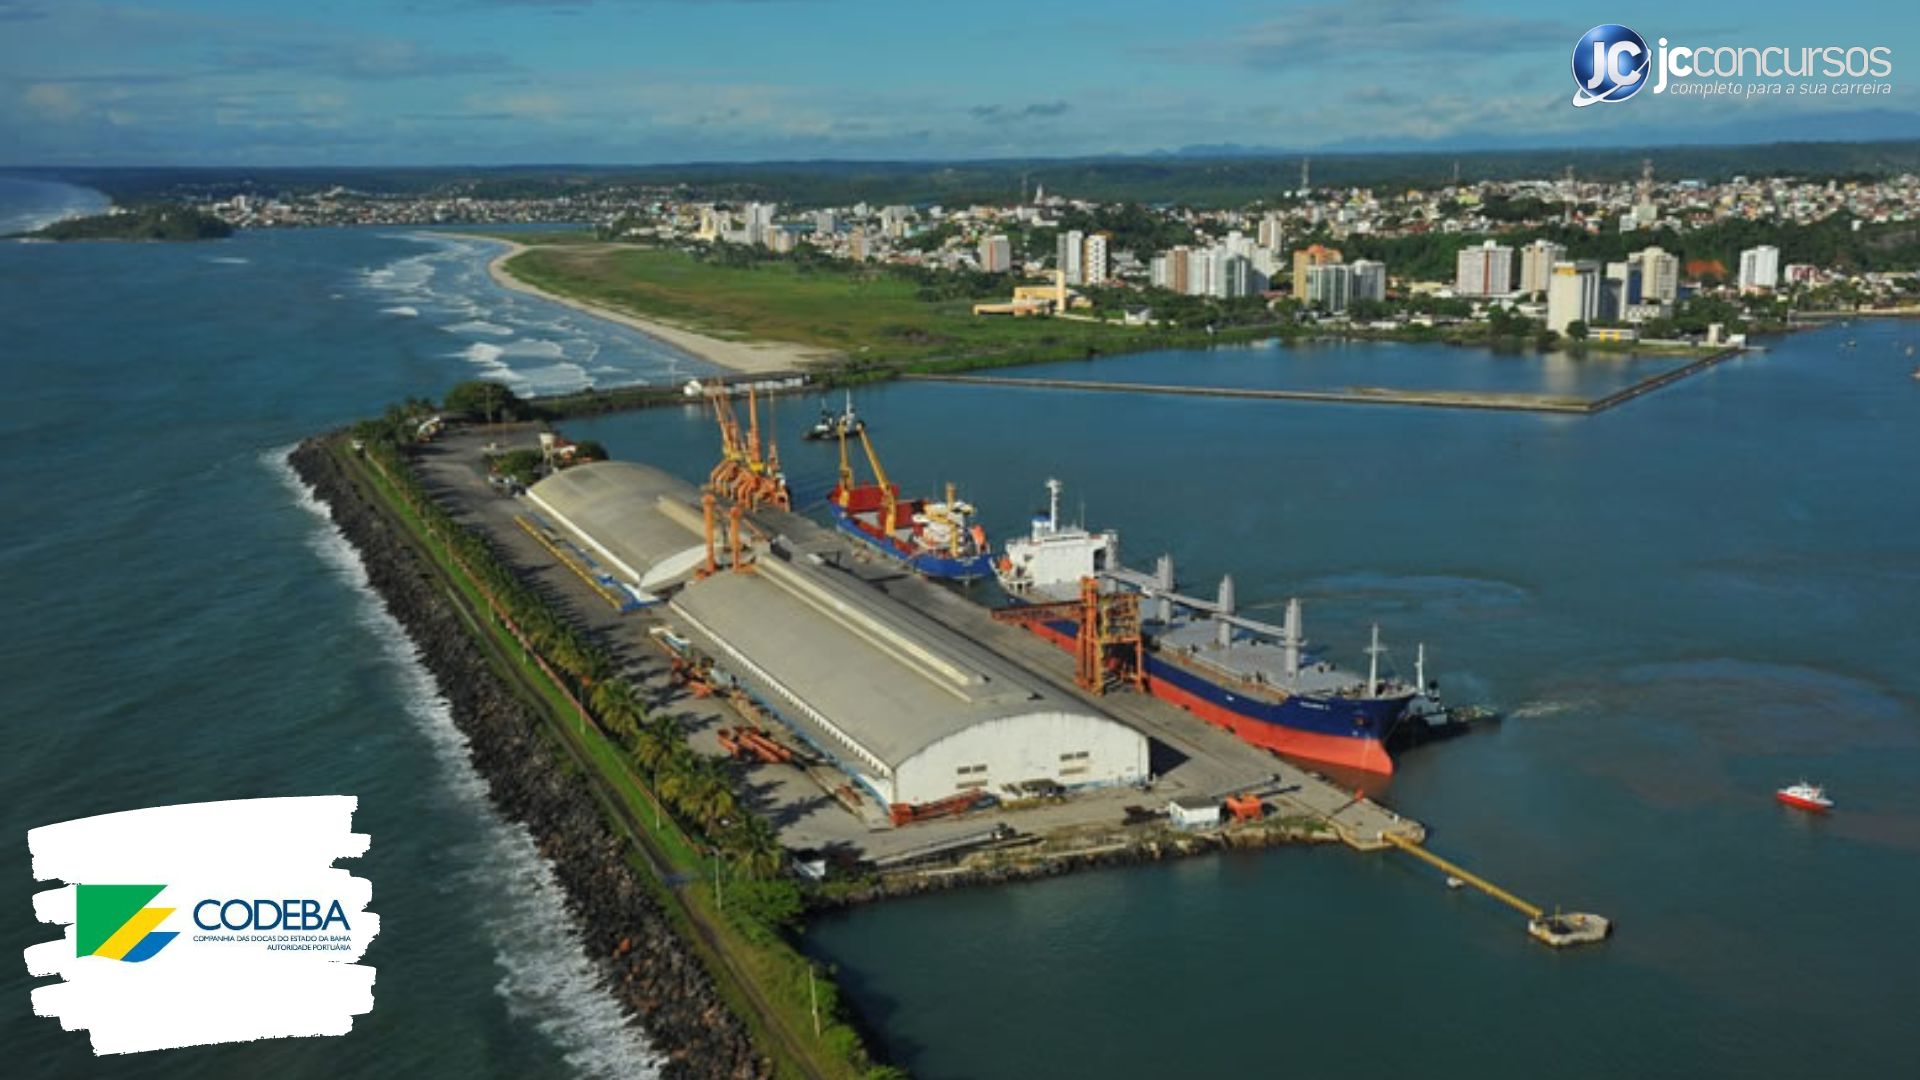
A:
[482,239,829,376]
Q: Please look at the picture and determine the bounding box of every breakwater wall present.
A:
[290,439,766,1080]
[905,346,1746,416]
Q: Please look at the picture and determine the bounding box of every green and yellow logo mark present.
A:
[76,885,177,963]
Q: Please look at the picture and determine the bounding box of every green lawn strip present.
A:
[333,440,876,1080]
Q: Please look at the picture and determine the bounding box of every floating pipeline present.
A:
[290,438,766,1080]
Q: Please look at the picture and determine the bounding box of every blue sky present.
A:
[3,0,1917,165]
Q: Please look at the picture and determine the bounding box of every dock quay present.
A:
[904,345,1744,417]
[413,426,1425,870]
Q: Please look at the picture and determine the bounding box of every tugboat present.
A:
[804,392,865,441]
[1775,782,1834,813]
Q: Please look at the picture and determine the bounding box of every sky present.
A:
[3,0,1918,165]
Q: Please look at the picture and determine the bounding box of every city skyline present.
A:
[3,0,1919,166]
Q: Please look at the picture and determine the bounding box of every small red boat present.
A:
[1775,782,1833,812]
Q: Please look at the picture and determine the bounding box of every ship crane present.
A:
[836,424,900,537]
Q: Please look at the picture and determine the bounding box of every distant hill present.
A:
[17,138,1920,209]
[24,204,233,241]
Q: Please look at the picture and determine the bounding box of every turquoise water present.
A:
[8,176,1918,1077]
[3,200,703,1076]
[562,323,1920,1078]
[1000,335,1690,398]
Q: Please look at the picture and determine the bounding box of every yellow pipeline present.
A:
[1383,832,1543,919]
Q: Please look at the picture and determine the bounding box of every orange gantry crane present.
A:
[992,576,1146,695]
[706,386,790,512]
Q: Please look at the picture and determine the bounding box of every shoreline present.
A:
[288,437,768,1079]
[477,237,829,377]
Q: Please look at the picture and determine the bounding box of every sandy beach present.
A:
[480,239,828,376]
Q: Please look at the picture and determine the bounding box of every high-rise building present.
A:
[1304,262,1353,313]
[1601,261,1636,321]
[1165,245,1193,294]
[980,234,1012,273]
[1222,255,1251,299]
[1630,245,1679,304]
[1349,259,1387,303]
[1292,244,1342,299]
[1150,254,1171,290]
[1738,245,1780,292]
[1518,239,1567,295]
[1547,260,1601,334]
[744,201,776,246]
[1186,248,1214,297]
[1083,233,1110,285]
[1058,229,1085,285]
[879,205,913,240]
[1258,211,1285,253]
[811,209,838,236]
[1455,240,1514,296]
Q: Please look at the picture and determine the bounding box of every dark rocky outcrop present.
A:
[291,438,766,1080]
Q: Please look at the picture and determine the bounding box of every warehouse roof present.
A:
[673,554,1107,775]
[526,461,707,590]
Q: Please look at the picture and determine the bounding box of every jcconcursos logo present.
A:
[1572,24,1651,106]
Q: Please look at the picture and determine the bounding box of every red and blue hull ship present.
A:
[996,480,1416,775]
[830,426,993,582]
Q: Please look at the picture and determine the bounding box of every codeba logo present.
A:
[76,885,177,963]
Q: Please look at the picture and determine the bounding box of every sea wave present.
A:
[350,231,717,393]
[268,446,661,1078]
[380,306,420,318]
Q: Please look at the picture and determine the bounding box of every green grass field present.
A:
[505,244,1156,368]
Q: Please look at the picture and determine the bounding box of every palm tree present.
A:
[592,680,643,741]
[724,814,784,880]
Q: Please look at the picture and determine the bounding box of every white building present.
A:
[1631,245,1680,304]
[1186,248,1214,297]
[1305,262,1353,313]
[1547,260,1601,334]
[1083,233,1109,285]
[1349,259,1387,303]
[743,201,776,247]
[1058,229,1085,285]
[1257,211,1285,253]
[980,234,1012,273]
[1518,239,1567,295]
[1456,240,1514,296]
[1739,245,1780,293]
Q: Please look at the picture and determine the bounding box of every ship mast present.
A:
[1416,643,1427,693]
[1046,477,1062,533]
[1282,597,1303,686]
[1366,623,1384,697]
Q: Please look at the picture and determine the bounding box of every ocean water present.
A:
[560,323,1920,1078]
[2,192,696,1076]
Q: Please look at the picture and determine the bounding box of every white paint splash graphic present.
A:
[23,796,377,1055]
